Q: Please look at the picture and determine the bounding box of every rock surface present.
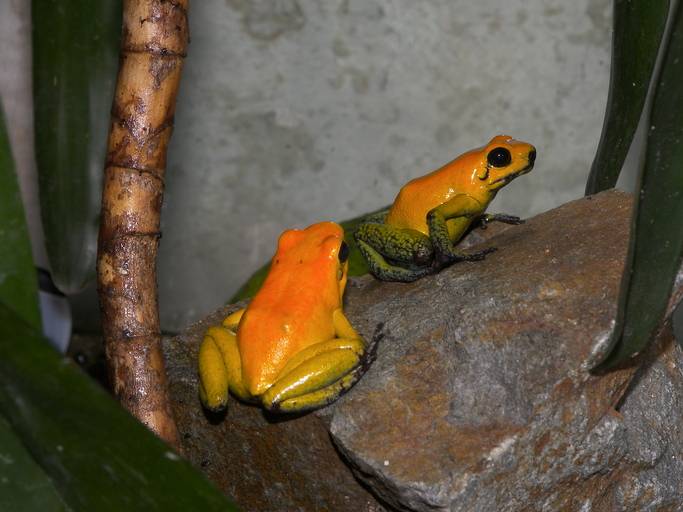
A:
[165,315,386,512]
[164,190,683,511]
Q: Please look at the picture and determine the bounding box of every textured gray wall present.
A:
[3,0,618,333]
[158,0,612,331]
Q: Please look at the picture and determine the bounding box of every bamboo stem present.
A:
[97,0,189,448]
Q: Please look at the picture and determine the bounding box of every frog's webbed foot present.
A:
[477,213,524,230]
[432,246,497,270]
[197,309,251,412]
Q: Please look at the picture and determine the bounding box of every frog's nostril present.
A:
[528,149,537,164]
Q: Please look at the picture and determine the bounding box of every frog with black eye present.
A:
[354,135,536,282]
[198,221,372,414]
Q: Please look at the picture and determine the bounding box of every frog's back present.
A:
[386,149,486,234]
[237,223,343,394]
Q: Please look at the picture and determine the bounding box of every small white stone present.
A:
[165,451,181,461]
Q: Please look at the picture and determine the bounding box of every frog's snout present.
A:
[528,148,536,165]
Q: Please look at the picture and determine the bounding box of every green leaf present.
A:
[0,415,69,512]
[596,3,683,368]
[0,104,41,329]
[585,0,670,195]
[32,0,121,294]
[229,210,378,302]
[0,304,239,511]
[230,264,269,303]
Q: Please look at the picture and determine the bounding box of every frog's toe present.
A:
[481,213,524,226]
[434,246,497,268]
[199,381,228,413]
[461,246,497,261]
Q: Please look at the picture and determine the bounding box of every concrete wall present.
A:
[2,0,618,333]
[158,0,613,331]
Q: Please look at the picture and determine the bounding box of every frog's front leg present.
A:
[261,310,367,413]
[426,194,496,266]
[354,222,434,282]
[198,308,252,411]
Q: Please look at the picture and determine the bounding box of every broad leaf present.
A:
[585,0,670,195]
[596,3,683,368]
[32,0,121,294]
[0,104,41,329]
[0,304,238,511]
[0,415,69,512]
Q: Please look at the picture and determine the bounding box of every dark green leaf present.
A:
[585,0,670,195]
[0,415,69,512]
[0,304,239,511]
[230,263,269,303]
[229,209,378,302]
[596,3,683,368]
[0,104,41,329]
[32,0,121,294]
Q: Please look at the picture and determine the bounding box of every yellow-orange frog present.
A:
[198,222,368,413]
[355,135,536,282]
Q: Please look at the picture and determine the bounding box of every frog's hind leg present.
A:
[262,310,376,413]
[356,240,433,282]
[198,309,251,411]
[355,222,432,265]
[260,338,365,412]
[354,222,433,282]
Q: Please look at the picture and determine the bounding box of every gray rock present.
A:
[165,190,683,511]
[164,305,387,512]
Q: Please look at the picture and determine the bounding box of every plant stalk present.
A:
[97,0,189,448]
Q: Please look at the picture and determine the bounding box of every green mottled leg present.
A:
[355,222,433,264]
[356,240,432,282]
[426,194,494,265]
[354,221,434,281]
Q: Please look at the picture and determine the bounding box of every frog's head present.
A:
[274,221,349,303]
[474,135,536,192]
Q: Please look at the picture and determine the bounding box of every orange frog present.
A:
[198,222,369,413]
[355,135,536,282]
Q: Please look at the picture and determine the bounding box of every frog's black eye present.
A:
[487,147,512,168]
[338,241,349,263]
